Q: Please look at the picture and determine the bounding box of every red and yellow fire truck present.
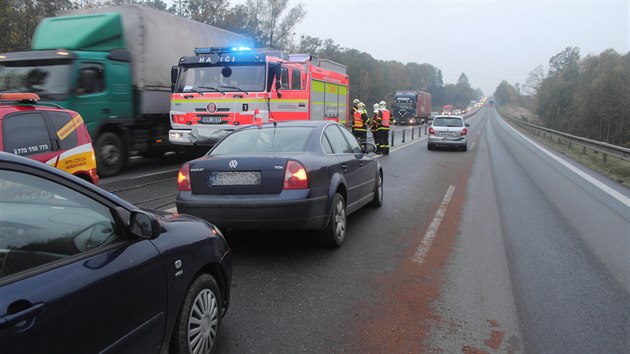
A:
[168,47,349,146]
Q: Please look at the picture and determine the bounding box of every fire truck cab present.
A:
[169,47,349,146]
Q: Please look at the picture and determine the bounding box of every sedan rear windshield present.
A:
[211,126,315,154]
[433,118,464,127]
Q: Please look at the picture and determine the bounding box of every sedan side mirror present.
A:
[130,210,160,239]
[363,143,377,153]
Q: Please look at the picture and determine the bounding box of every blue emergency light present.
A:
[194,46,252,55]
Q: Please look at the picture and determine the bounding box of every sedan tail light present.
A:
[177,164,191,191]
[283,160,308,190]
[461,127,468,136]
[428,127,435,135]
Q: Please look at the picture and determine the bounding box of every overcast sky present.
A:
[189,0,629,95]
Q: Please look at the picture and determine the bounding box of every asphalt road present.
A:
[100,108,630,353]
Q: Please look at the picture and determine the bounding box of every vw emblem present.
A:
[206,102,217,113]
[228,160,238,169]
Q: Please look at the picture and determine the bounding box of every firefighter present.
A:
[352,102,369,146]
[372,103,383,153]
[350,98,360,128]
[377,100,390,155]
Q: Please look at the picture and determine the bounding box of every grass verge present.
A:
[497,106,630,189]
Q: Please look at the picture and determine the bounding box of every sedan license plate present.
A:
[200,116,223,124]
[209,171,261,186]
[440,131,458,137]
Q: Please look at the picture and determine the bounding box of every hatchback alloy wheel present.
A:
[188,288,219,354]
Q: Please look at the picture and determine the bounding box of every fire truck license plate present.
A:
[200,116,223,124]
[209,171,261,186]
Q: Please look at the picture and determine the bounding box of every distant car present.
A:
[0,152,231,353]
[0,92,98,184]
[176,120,384,247]
[427,115,469,151]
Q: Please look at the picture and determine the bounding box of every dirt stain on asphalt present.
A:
[341,171,470,354]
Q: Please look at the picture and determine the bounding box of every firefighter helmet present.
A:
[357,102,365,108]
[379,100,386,108]
[353,98,360,105]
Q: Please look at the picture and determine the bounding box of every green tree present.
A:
[524,64,544,95]
[181,0,230,25]
[493,80,520,106]
[0,0,73,52]
[243,0,306,49]
[536,47,581,130]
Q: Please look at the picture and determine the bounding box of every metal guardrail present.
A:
[502,114,630,163]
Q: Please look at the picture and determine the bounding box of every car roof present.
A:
[237,120,341,130]
[0,150,76,177]
[0,102,72,115]
[433,115,464,119]
[0,151,135,209]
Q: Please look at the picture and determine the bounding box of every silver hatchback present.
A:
[427,115,469,151]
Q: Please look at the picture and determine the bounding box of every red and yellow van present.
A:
[0,93,99,184]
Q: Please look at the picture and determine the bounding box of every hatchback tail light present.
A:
[177,164,191,191]
[283,160,308,190]
[428,127,435,135]
[461,127,468,136]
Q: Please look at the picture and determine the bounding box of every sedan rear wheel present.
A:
[320,193,346,248]
[369,172,383,207]
[171,274,222,354]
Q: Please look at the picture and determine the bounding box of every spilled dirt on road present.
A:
[341,171,470,353]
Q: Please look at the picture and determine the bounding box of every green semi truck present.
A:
[0,5,251,176]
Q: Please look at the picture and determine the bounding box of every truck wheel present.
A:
[96,132,126,177]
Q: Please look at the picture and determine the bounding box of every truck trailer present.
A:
[0,5,251,176]
[391,90,431,125]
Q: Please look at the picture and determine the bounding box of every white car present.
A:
[427,115,469,151]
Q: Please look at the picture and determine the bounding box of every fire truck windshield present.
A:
[0,60,72,101]
[176,64,266,93]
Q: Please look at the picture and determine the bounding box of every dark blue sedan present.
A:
[0,152,231,353]
[176,121,384,247]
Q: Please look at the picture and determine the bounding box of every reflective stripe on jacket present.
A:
[380,109,390,127]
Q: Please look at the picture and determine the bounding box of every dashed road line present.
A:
[411,185,456,265]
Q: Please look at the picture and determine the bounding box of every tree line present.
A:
[0,0,482,109]
[494,47,629,148]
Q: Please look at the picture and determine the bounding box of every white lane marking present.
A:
[412,185,456,265]
[166,207,177,213]
[470,141,475,151]
[495,112,630,207]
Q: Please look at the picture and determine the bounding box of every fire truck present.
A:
[168,47,349,146]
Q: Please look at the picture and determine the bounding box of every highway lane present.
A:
[99,108,629,353]
[425,107,630,353]
[212,115,483,353]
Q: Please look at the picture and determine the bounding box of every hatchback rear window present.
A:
[2,112,53,156]
[211,126,315,154]
[47,111,78,150]
[433,118,463,127]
